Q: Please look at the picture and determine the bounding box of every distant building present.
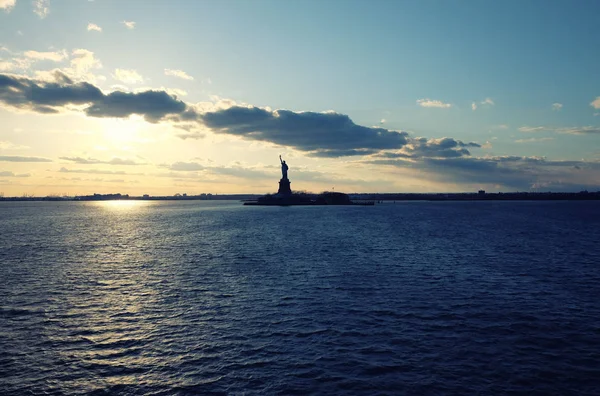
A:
[478,190,486,195]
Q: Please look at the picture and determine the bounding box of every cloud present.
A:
[86,90,186,122]
[33,0,49,18]
[518,126,547,133]
[0,141,29,150]
[87,23,102,32]
[366,155,600,191]
[375,137,480,159]
[200,106,410,156]
[0,49,70,74]
[515,137,555,143]
[557,126,600,135]
[59,156,144,165]
[517,125,600,135]
[166,161,205,171]
[0,171,30,177]
[0,0,16,12]
[165,69,194,81]
[591,97,600,110]
[0,61,14,71]
[122,20,136,29]
[552,102,563,111]
[24,50,67,62]
[417,99,451,108]
[0,73,103,113]
[472,98,494,111]
[70,49,102,73]
[0,73,492,158]
[58,167,127,175]
[0,155,52,162]
[0,73,185,121]
[160,162,275,180]
[112,68,144,84]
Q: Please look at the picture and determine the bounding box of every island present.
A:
[243,156,373,206]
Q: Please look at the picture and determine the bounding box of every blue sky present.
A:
[1,0,599,195]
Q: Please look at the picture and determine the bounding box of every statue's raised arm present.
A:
[279,155,289,180]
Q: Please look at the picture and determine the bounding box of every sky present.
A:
[1,0,600,196]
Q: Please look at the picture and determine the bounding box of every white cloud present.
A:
[33,0,49,18]
[518,126,546,133]
[518,125,600,135]
[0,49,67,72]
[164,68,194,80]
[557,126,600,135]
[481,98,495,106]
[165,87,188,97]
[0,171,30,177]
[87,23,102,32]
[515,137,555,143]
[112,68,144,84]
[122,20,136,29]
[471,102,477,111]
[552,102,563,111]
[0,0,16,12]
[0,141,30,150]
[416,99,451,108]
[380,119,386,124]
[24,50,67,62]
[591,97,600,110]
[0,61,15,71]
[70,49,102,73]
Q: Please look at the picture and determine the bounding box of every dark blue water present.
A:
[1,200,599,395]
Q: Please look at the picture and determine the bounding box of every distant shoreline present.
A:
[1,191,599,202]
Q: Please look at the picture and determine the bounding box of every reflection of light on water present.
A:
[95,200,153,211]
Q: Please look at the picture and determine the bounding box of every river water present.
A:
[1,200,599,395]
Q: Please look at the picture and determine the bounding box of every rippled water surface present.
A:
[1,200,600,395]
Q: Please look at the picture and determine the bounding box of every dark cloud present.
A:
[200,107,409,156]
[0,74,102,114]
[374,137,480,159]
[307,149,379,158]
[1,73,491,159]
[366,156,600,191]
[0,155,52,162]
[85,90,187,122]
[0,73,187,122]
[59,156,143,165]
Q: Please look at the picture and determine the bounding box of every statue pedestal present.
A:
[278,178,292,195]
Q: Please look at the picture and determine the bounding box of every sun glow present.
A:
[99,116,148,144]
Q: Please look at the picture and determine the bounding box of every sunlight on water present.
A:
[93,200,154,211]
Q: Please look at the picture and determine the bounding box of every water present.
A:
[1,200,599,395]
